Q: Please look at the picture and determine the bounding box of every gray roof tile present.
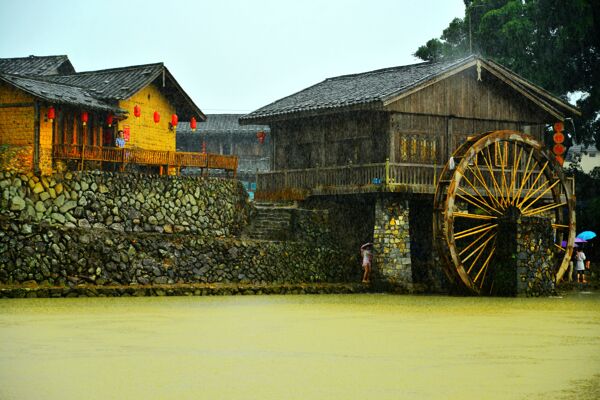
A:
[240,56,476,122]
[178,114,270,135]
[0,73,121,112]
[42,63,164,100]
[0,55,75,75]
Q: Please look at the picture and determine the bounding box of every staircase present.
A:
[242,202,296,241]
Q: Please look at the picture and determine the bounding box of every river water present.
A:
[1,293,599,400]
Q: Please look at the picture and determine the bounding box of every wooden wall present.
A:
[386,67,551,123]
[271,111,389,170]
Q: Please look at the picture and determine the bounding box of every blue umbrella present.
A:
[576,231,597,241]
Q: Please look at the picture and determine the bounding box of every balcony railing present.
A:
[53,144,238,175]
[256,160,559,201]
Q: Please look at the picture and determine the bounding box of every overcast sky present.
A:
[0,0,465,114]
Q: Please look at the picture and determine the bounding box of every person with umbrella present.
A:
[575,248,587,284]
[360,243,373,283]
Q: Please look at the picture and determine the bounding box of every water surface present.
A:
[1,293,599,399]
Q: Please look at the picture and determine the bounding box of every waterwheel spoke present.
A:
[520,179,561,214]
[552,223,569,229]
[473,245,496,285]
[523,201,567,217]
[483,148,506,209]
[554,244,566,252]
[514,149,537,204]
[468,164,503,210]
[459,229,494,257]
[456,190,497,216]
[462,233,496,264]
[453,210,497,220]
[466,234,493,274]
[457,171,498,213]
[499,142,510,207]
[517,161,549,208]
[509,143,522,205]
[454,223,497,240]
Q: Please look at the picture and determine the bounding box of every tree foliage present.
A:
[415,0,600,145]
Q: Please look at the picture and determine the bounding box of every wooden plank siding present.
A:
[256,64,559,200]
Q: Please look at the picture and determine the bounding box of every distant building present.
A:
[565,143,600,173]
[177,114,270,197]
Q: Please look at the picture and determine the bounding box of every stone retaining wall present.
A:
[1,170,251,236]
[0,220,356,287]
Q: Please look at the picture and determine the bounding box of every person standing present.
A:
[575,249,586,283]
[115,130,126,148]
[360,243,373,283]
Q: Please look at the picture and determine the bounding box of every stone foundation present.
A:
[373,197,412,287]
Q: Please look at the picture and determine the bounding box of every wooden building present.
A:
[241,55,579,200]
[241,55,581,291]
[177,114,270,197]
[0,55,236,175]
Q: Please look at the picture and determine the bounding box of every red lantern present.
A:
[256,130,266,144]
[81,111,88,126]
[553,121,564,133]
[555,155,565,166]
[47,106,55,121]
[190,117,197,131]
[553,143,566,155]
[134,105,141,118]
[171,114,178,128]
[553,132,565,144]
[153,111,160,123]
[106,113,113,127]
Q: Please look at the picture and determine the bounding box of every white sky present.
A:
[0,0,465,114]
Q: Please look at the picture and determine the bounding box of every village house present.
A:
[0,55,236,175]
[241,55,580,291]
[176,114,270,197]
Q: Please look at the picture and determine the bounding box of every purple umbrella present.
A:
[560,241,578,248]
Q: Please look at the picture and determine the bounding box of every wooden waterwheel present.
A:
[433,130,576,295]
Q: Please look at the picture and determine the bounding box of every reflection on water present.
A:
[1,293,599,400]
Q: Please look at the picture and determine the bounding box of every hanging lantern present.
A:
[153,111,160,123]
[47,106,56,122]
[256,130,266,144]
[190,117,197,131]
[171,114,178,128]
[553,132,565,143]
[106,113,113,127]
[81,111,89,126]
[134,105,141,118]
[553,143,566,155]
[202,141,206,154]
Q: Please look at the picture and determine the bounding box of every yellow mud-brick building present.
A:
[0,55,211,175]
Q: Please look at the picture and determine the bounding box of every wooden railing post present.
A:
[80,144,85,171]
[385,158,390,187]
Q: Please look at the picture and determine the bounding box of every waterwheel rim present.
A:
[434,130,576,295]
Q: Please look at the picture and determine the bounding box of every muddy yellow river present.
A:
[1,293,599,399]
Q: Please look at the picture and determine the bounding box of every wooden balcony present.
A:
[53,144,238,176]
[256,162,444,200]
[256,161,570,201]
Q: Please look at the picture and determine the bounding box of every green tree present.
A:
[414,0,600,145]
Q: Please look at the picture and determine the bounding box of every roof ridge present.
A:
[324,55,475,82]
[0,54,69,61]
[0,72,101,97]
[53,62,164,76]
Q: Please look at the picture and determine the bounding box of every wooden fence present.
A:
[53,144,238,175]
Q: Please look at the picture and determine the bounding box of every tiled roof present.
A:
[241,56,475,122]
[0,55,75,76]
[42,63,164,100]
[177,114,270,135]
[0,73,121,113]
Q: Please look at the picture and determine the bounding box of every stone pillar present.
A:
[373,197,412,287]
[493,212,555,297]
[516,216,555,297]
